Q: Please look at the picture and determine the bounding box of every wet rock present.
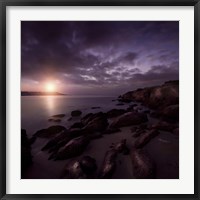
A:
[61,161,87,179]
[21,129,32,175]
[99,150,117,178]
[106,109,126,118]
[161,104,179,122]
[130,148,156,179]
[113,139,130,155]
[82,113,108,132]
[151,121,176,132]
[80,156,97,174]
[51,114,65,118]
[34,125,66,138]
[134,129,160,148]
[41,130,70,151]
[48,118,61,122]
[61,156,97,179]
[110,112,148,128]
[71,110,82,117]
[49,136,90,160]
[132,128,146,138]
[70,122,84,129]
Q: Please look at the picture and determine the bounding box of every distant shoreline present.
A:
[21,91,65,96]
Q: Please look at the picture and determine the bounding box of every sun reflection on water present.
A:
[46,96,56,115]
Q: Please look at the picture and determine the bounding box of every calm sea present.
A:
[21,95,122,136]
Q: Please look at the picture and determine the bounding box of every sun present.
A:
[45,82,56,92]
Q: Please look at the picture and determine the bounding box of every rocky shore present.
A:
[21,80,179,179]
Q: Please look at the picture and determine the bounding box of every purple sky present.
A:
[21,21,179,96]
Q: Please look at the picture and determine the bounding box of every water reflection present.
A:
[46,96,56,115]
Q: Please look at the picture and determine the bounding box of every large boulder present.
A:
[110,112,148,128]
[120,80,179,110]
[61,156,97,179]
[49,136,90,160]
[150,121,177,132]
[41,130,70,151]
[106,109,126,118]
[33,125,66,138]
[134,129,160,148]
[161,104,179,122]
[71,110,82,117]
[99,150,117,179]
[82,112,108,132]
[130,148,156,179]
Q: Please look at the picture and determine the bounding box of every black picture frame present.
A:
[0,0,199,199]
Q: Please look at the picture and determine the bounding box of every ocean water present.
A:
[22,96,119,133]
[21,96,179,179]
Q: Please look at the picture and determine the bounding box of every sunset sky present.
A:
[21,21,179,96]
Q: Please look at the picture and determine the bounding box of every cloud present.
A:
[21,21,179,95]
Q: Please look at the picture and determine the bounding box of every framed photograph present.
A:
[0,0,199,199]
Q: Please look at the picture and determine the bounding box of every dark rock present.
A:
[61,156,97,179]
[116,103,124,106]
[41,130,70,151]
[51,114,65,118]
[49,136,90,160]
[112,139,130,155]
[91,106,101,109]
[34,125,66,138]
[134,129,160,148]
[82,113,108,132]
[126,104,138,112]
[161,104,179,122]
[123,147,130,155]
[120,80,179,110]
[110,112,148,128]
[150,111,160,118]
[29,136,37,145]
[132,128,146,138]
[106,109,126,118]
[173,128,179,135]
[118,98,132,103]
[112,99,116,102]
[21,129,32,176]
[143,110,150,114]
[151,121,176,132]
[68,117,72,121]
[80,156,97,174]
[71,110,82,117]
[54,119,61,122]
[70,122,84,129]
[61,161,87,179]
[130,148,156,178]
[99,150,117,178]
